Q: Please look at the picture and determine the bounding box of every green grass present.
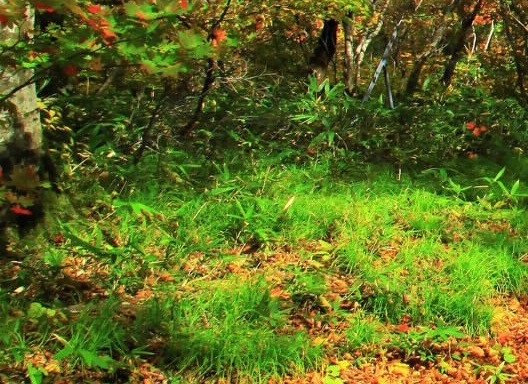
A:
[134,277,321,381]
[4,150,528,381]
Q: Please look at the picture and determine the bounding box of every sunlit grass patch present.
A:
[345,314,385,350]
[134,277,322,381]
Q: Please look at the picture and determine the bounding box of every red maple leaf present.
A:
[10,205,33,216]
[211,28,228,47]
[52,233,66,245]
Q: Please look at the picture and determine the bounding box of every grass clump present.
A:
[134,277,321,381]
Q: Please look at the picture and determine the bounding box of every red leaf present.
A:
[396,324,411,333]
[181,0,188,10]
[101,28,117,44]
[63,64,79,77]
[87,4,103,14]
[35,3,56,13]
[52,233,66,245]
[0,14,9,26]
[10,205,33,216]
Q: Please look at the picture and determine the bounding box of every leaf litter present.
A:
[3,203,528,383]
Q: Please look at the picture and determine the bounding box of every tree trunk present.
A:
[499,1,528,102]
[441,0,484,87]
[0,5,42,157]
[405,1,458,95]
[343,15,355,95]
[308,19,339,82]
[0,4,45,242]
[353,0,391,91]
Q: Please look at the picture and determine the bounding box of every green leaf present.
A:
[112,199,160,215]
[27,302,56,319]
[493,167,506,182]
[61,224,115,258]
[55,346,75,361]
[327,364,341,377]
[502,347,516,363]
[324,377,344,384]
[79,349,115,369]
[510,180,520,196]
[27,364,45,384]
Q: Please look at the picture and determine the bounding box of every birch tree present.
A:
[0,2,41,160]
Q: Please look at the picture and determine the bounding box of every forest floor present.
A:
[11,244,528,383]
[2,160,528,383]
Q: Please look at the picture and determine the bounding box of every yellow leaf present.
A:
[388,362,410,376]
[319,296,333,312]
[312,337,327,347]
[44,361,61,374]
[336,360,350,370]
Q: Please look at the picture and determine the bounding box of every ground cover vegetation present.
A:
[3,0,528,382]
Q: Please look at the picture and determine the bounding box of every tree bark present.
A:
[308,19,339,82]
[353,0,391,91]
[405,1,458,95]
[0,4,46,243]
[499,1,528,102]
[441,0,484,87]
[0,5,42,157]
[343,15,355,94]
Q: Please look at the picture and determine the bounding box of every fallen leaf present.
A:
[388,362,411,376]
[469,346,485,358]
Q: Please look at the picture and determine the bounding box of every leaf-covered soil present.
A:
[3,244,528,384]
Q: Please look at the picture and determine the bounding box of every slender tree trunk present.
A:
[343,14,355,94]
[353,0,391,90]
[308,19,339,82]
[441,0,484,87]
[499,1,528,101]
[405,0,458,95]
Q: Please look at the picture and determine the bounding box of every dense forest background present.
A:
[3,0,528,177]
[3,0,528,383]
